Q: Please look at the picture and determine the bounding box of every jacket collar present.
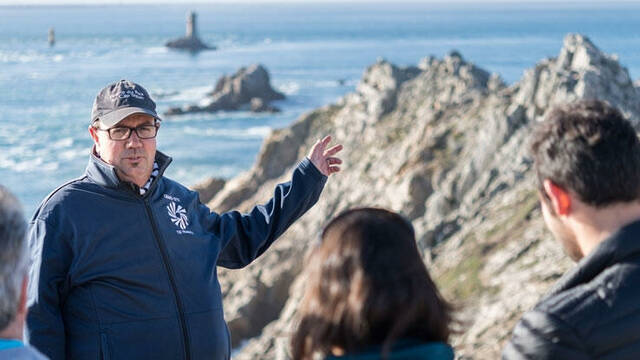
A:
[85,147,172,191]
[545,218,640,298]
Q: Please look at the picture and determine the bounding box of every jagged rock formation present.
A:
[191,177,226,204]
[166,64,285,115]
[166,11,215,52]
[200,34,640,359]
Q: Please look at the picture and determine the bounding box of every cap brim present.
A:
[97,107,161,128]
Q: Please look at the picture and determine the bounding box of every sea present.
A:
[2,1,640,216]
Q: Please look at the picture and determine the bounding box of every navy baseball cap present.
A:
[91,79,161,127]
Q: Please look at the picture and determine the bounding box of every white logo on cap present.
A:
[111,89,145,101]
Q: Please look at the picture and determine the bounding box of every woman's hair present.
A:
[291,208,453,360]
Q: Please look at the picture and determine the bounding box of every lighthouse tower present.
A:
[186,12,197,39]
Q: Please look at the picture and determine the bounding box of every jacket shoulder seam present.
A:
[32,176,87,221]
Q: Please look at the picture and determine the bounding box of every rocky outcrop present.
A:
[204,34,640,359]
[166,36,213,52]
[166,64,285,115]
[190,177,225,204]
[512,33,640,122]
[166,11,215,52]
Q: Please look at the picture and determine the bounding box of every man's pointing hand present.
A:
[307,136,343,176]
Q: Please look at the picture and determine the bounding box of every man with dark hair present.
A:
[0,186,46,359]
[27,80,343,360]
[503,99,640,359]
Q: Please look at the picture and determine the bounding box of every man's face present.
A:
[90,114,157,187]
[539,194,582,261]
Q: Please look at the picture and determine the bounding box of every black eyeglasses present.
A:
[97,124,159,141]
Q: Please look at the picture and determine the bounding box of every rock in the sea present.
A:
[203,33,640,360]
[166,36,213,52]
[165,11,215,52]
[166,64,285,116]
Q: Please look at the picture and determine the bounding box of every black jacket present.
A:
[27,151,327,360]
[503,219,640,359]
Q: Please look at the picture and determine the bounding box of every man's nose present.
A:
[126,131,143,147]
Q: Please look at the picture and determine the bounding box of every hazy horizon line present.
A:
[3,0,640,6]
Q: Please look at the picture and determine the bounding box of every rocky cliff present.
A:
[199,34,640,359]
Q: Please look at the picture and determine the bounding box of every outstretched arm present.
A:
[213,136,343,269]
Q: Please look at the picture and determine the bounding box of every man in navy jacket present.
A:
[26,80,343,360]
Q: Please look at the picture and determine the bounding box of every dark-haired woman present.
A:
[291,208,455,360]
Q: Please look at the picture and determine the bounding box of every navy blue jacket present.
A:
[27,151,327,360]
[503,219,640,359]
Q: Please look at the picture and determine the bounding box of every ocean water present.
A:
[2,2,640,216]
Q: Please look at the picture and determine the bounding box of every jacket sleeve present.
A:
[502,309,590,360]
[26,218,72,360]
[211,158,327,269]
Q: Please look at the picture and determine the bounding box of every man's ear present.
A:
[543,179,572,216]
[17,275,27,317]
[89,125,100,152]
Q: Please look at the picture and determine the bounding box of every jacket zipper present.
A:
[143,199,192,360]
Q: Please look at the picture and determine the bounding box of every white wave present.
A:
[199,98,214,107]
[0,51,45,64]
[246,126,272,137]
[145,47,168,55]
[0,155,58,173]
[182,126,272,139]
[275,79,352,94]
[0,49,97,64]
[165,109,273,123]
[78,51,96,58]
[0,157,17,170]
[166,85,215,103]
[58,148,86,161]
[151,89,179,99]
[312,80,336,87]
[227,35,552,55]
[212,37,239,49]
[52,138,73,149]
[0,139,83,172]
[278,81,300,95]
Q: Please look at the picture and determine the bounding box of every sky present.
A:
[1,0,633,5]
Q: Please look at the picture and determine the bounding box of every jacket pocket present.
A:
[100,333,111,360]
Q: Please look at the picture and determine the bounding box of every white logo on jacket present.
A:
[167,201,189,230]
